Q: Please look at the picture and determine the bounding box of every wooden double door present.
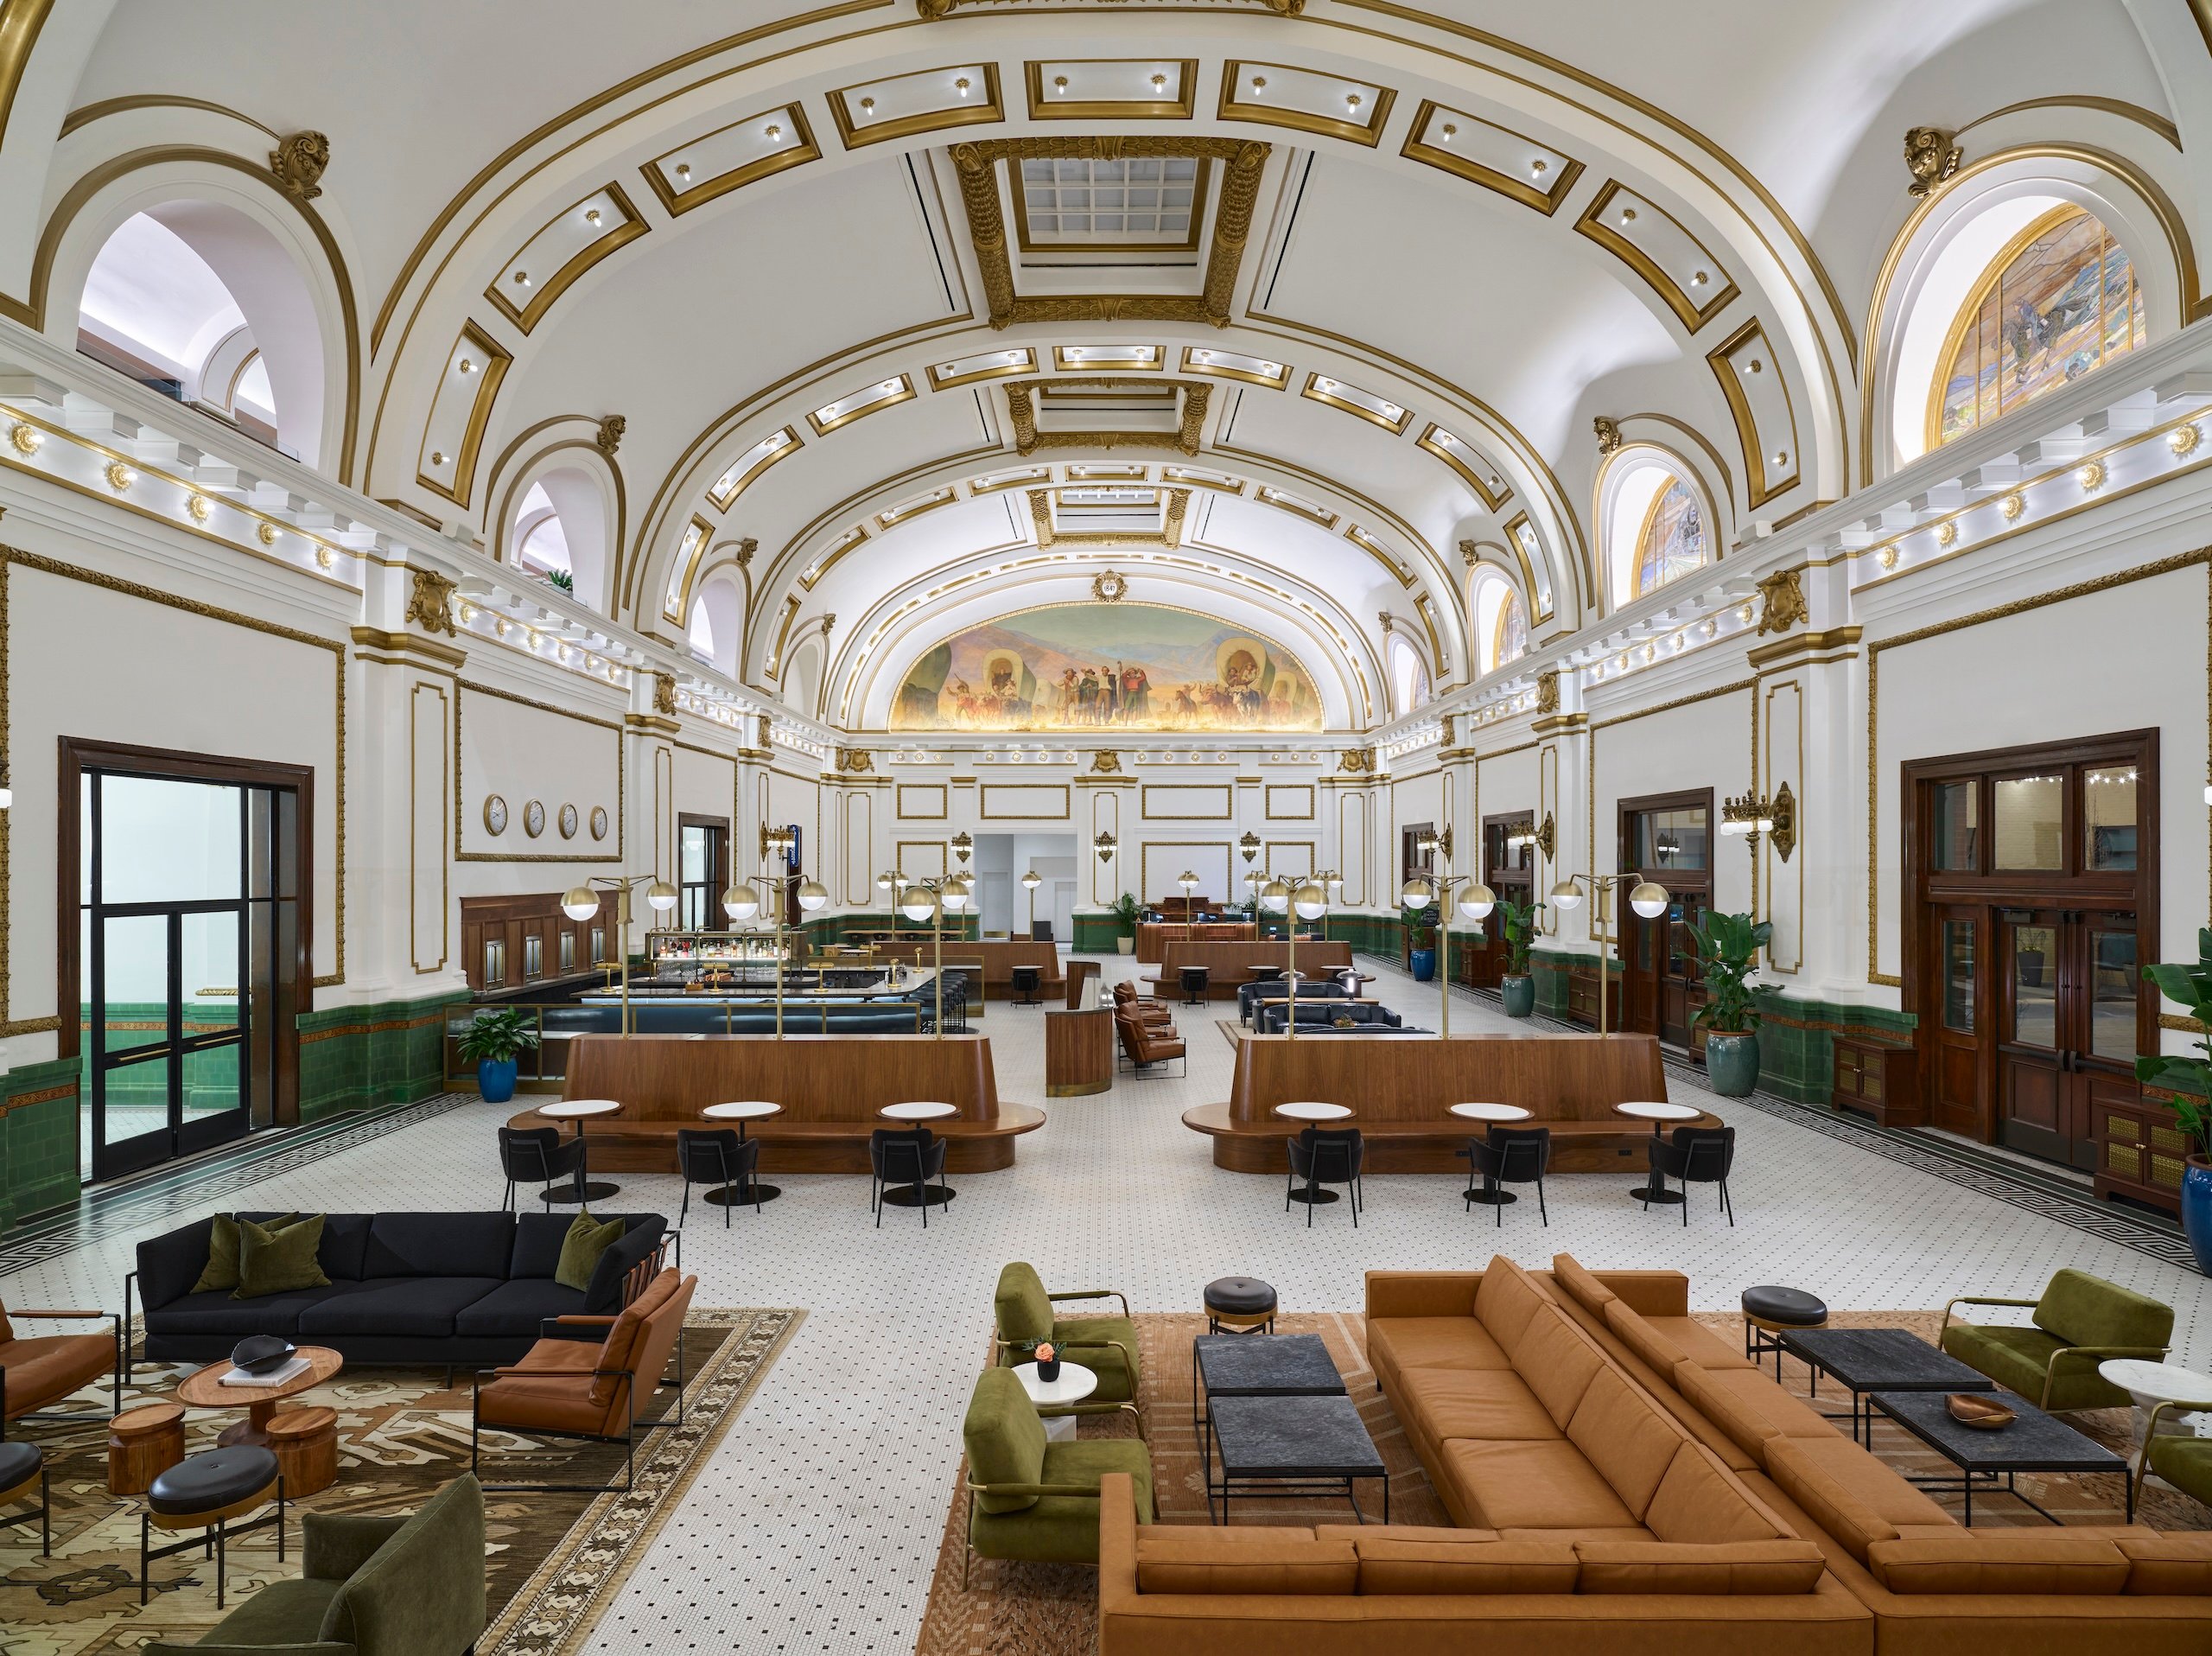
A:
[1618,791,1713,1050]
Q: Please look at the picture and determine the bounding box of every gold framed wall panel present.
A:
[1141,838,1233,903]
[410,679,449,973]
[843,789,873,907]
[1336,789,1370,907]
[1265,782,1314,819]
[897,781,949,818]
[454,680,624,863]
[654,744,674,884]
[1141,782,1232,819]
[981,782,1072,818]
[1265,838,1315,880]
[1089,785,1122,905]
[894,838,950,880]
[1537,742,1560,935]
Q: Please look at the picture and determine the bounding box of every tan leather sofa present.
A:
[1096,1255,2212,1656]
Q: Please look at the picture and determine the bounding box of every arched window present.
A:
[1932,207,2143,447]
[687,600,715,661]
[1492,591,1528,669]
[1387,633,1429,716]
[1633,480,1706,598]
[504,466,610,608]
[512,482,573,590]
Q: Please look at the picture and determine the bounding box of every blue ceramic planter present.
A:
[1704,1031,1760,1099]
[477,1058,518,1104]
[2182,1158,2212,1277]
[1501,976,1535,1017]
[1410,948,1436,981]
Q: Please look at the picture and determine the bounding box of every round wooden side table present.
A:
[266,1405,340,1496]
[108,1401,187,1495]
[175,1346,345,1448]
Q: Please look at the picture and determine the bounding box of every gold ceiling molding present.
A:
[1022,58,1200,121]
[828,61,1005,149]
[1573,180,1738,333]
[1952,96,2181,151]
[1707,317,1801,510]
[1023,484,1193,548]
[950,136,1269,328]
[1217,61,1396,148]
[1397,98,1582,214]
[0,0,51,170]
[920,0,1302,13]
[1415,424,1509,513]
[58,92,281,143]
[415,321,512,508]
[1003,375,1210,455]
[640,101,821,214]
[484,181,649,334]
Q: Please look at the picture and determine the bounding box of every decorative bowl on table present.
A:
[1945,1392,2015,1430]
[232,1335,298,1376]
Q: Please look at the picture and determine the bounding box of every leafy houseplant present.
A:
[1686,911,1773,1098]
[1402,901,1438,982]
[542,567,574,593]
[458,1006,541,1105]
[1110,892,1141,955]
[2138,928,2212,1273]
[1495,896,1545,1017]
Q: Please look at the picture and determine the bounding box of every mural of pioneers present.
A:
[893,603,1324,731]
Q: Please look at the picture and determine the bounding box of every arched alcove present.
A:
[783,631,827,720]
[1386,631,1430,717]
[499,461,611,610]
[1597,445,1714,610]
[690,570,745,678]
[1468,566,1529,678]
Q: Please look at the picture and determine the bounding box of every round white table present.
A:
[878,1101,957,1207]
[535,1099,622,1203]
[1013,1360,1097,1441]
[1274,1102,1354,1206]
[2100,1358,2212,1443]
[1449,1102,1535,1207]
[1613,1100,1702,1206]
[702,1101,784,1204]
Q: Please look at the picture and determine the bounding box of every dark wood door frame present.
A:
[1616,788,1714,1046]
[677,812,731,932]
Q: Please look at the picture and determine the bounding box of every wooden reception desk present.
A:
[1181,1032,1712,1173]
[1144,938,1351,1000]
[868,938,1063,999]
[1136,920,1256,962]
[512,1032,1046,1173]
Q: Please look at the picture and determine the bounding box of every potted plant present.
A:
[1686,911,1773,1098]
[2138,928,2212,1274]
[457,1006,540,1104]
[1497,896,1544,1017]
[1033,1340,1061,1383]
[1111,892,1141,955]
[1402,901,1439,982]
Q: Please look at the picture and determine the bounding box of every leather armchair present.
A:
[962,1366,1150,1586]
[1111,982,1174,1026]
[993,1262,1139,1403]
[0,1300,122,1439]
[1115,1010,1186,1075]
[472,1267,696,1492]
[1941,1267,2172,1411]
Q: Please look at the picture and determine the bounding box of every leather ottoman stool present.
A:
[1742,1283,1828,1380]
[1205,1276,1277,1335]
[141,1445,286,1608]
[266,1405,339,1497]
[108,1401,187,1495]
[0,1440,48,1557]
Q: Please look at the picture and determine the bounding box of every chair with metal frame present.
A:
[0,1298,123,1441]
[1113,1010,1186,1076]
[498,1126,585,1213]
[869,1127,952,1228]
[1643,1125,1735,1226]
[1286,1125,1364,1226]
[1940,1267,2174,1412]
[0,1441,48,1557]
[469,1268,696,1494]
[676,1127,761,1226]
[991,1262,1139,1404]
[959,1366,1150,1588]
[2136,1397,2212,1509]
[1459,1124,1551,1225]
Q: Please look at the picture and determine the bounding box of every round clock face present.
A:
[482,794,508,836]
[559,803,579,839]
[590,806,610,841]
[523,799,546,838]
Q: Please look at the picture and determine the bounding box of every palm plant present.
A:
[2139,928,2212,1158]
[456,1006,541,1065]
[1686,911,1773,1035]
[1496,895,1544,977]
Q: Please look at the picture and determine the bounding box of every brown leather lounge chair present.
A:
[470,1267,696,1493]
[1116,1007,1187,1076]
[1,1297,123,1439]
[1111,981,1175,1029]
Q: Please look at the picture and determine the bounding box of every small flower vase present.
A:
[1035,1347,1061,1383]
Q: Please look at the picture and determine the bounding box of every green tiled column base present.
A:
[2,1056,84,1228]
[297,990,472,1124]
[1071,914,1124,953]
[1755,997,1919,1107]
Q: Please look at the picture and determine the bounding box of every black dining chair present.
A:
[1009,965,1043,1007]
[1285,1126,1364,1226]
[676,1127,761,1226]
[1645,1125,1736,1225]
[498,1126,584,1213]
[1459,1125,1551,1226]
[1179,965,1211,1006]
[870,1128,951,1228]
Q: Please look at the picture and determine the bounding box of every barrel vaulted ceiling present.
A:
[6,0,2208,733]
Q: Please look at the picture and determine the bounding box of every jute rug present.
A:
[914,1307,2211,1656]
[0,1309,800,1656]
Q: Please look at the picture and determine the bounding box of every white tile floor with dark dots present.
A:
[7,952,2210,1651]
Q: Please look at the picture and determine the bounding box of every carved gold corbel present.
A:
[404,569,457,636]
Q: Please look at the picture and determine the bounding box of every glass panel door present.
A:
[179,908,245,1141]
[2008,920,2060,1049]
[2084,914,2139,1065]
[94,912,175,1175]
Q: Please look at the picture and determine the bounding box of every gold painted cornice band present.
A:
[1531,712,1587,735]
[1746,625,1862,669]
[350,626,468,667]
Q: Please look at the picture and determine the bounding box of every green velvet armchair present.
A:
[143,1474,486,1656]
[1940,1267,2173,1411]
[962,1366,1151,1586]
[2141,1401,2212,1510]
[993,1261,1140,1404]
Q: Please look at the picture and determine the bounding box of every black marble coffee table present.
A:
[1780,1327,1995,1444]
[1870,1389,2130,1525]
[1206,1393,1388,1525]
[1191,1333,1344,1452]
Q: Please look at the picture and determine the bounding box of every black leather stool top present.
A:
[0,1439,40,1492]
[1741,1284,1828,1327]
[1205,1276,1278,1317]
[148,1446,280,1516]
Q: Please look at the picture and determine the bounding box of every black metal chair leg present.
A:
[678,1178,690,1226]
[1536,1177,1548,1226]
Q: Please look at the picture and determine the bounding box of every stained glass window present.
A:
[1632,480,1705,598]
[1491,590,1528,670]
[1934,207,2144,447]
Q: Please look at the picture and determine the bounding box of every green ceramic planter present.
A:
[1704,1030,1760,1098]
[1500,975,1535,1018]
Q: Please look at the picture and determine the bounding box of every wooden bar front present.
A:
[1136,920,1257,962]
[1146,938,1351,999]
[868,939,1063,998]
[1182,1032,1713,1172]
[513,1032,1045,1173]
[1045,1007,1114,1096]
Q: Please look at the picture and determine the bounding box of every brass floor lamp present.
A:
[719,824,829,1038]
[563,874,679,1035]
[1400,832,1495,1039]
[1546,874,1669,1037]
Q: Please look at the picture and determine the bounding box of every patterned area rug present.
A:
[0,1309,800,1656]
[914,1307,2211,1656]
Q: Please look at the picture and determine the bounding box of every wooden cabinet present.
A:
[2094,1097,2189,1214]
[461,893,600,994]
[1831,1037,1923,1128]
[1560,964,1622,1029]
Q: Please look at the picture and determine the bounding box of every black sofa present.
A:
[131,1210,668,1367]
[1236,978,1355,1025]
[1255,1002,1407,1033]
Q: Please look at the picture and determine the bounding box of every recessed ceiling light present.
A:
[881,380,899,393]
[1692,270,1708,286]
[1620,207,1637,224]
[1382,404,1402,419]
[585,207,601,226]
[1197,350,1212,361]
[1262,361,1280,374]
[766,123,781,139]
[513,271,530,285]
[458,357,474,375]
[956,76,970,95]
[1250,75,1267,92]
[1345,93,1362,109]
[1530,158,1548,175]
[1150,73,1166,90]
[675,162,690,178]
[1318,377,1335,390]
[1440,123,1457,141]
[1772,450,1788,466]
[1746,359,1763,374]
[1053,76,1068,92]
[431,450,448,466]
[860,96,875,111]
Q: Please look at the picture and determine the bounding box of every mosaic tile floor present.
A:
[6,952,2210,1653]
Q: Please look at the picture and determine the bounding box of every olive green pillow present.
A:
[555,1211,626,1293]
[194,1212,300,1295]
[233,1213,329,1299]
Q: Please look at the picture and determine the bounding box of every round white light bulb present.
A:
[1630,881,1670,920]
[645,880,680,912]
[1548,879,1584,911]
[1458,882,1497,922]
[1400,878,1435,911]
[561,886,600,921]
[797,879,830,912]
[722,883,762,920]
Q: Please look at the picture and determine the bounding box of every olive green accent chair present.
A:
[992,1261,1139,1404]
[1940,1267,2173,1411]
[143,1474,486,1656]
[2140,1402,2212,1513]
[961,1366,1152,1586]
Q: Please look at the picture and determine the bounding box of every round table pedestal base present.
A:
[1287,1188,1341,1206]
[542,1181,621,1204]
[214,1414,275,1451]
[707,1183,781,1205]
[1464,1188,1517,1206]
[1630,1185,1687,1205]
[880,1184,955,1208]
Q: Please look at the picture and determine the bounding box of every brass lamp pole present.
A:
[874,861,974,1039]
[1178,869,1199,942]
[561,874,680,1035]
[1020,868,1042,938]
[1547,873,1670,1037]
[1401,832,1496,1040]
[720,824,829,1038]
[1258,871,1336,1040]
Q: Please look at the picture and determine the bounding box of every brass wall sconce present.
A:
[1720,782,1796,861]
[951,829,973,865]
[1093,830,1117,865]
[1238,830,1261,863]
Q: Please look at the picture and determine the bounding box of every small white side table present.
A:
[1613,1099,1701,1207]
[1013,1360,1098,1441]
[2099,1357,2212,1443]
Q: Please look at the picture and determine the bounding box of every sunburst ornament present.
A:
[1090,569,1128,602]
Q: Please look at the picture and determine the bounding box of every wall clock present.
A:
[523,799,546,838]
[590,806,610,840]
[482,794,508,836]
[559,803,579,839]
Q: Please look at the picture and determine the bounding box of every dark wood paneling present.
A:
[1046,1007,1114,1095]
[1148,939,1351,999]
